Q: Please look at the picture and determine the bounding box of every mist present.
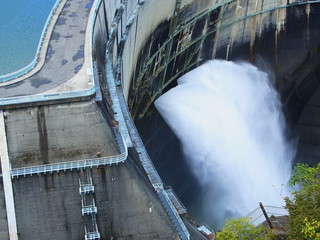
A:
[155,60,295,229]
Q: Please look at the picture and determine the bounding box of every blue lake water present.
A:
[0,0,57,77]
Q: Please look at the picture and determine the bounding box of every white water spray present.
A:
[155,60,294,228]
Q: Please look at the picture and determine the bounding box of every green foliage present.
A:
[216,163,320,240]
[302,217,320,239]
[289,163,320,188]
[215,217,269,240]
[285,163,320,240]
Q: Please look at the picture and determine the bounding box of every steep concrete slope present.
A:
[12,160,179,239]
[0,178,9,240]
[5,100,118,168]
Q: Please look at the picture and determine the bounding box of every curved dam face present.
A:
[94,0,320,228]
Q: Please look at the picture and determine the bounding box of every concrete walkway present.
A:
[0,0,97,98]
[0,110,18,240]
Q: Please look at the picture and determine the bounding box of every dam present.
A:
[0,0,320,239]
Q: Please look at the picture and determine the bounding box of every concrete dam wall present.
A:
[0,99,179,239]
[93,0,320,165]
[0,0,320,239]
[92,0,320,229]
[100,1,320,161]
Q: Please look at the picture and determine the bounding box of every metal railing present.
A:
[103,1,190,238]
[82,205,97,215]
[113,65,190,238]
[245,205,288,225]
[82,198,98,216]
[165,187,187,215]
[7,1,130,178]
[105,53,164,192]
[158,190,190,240]
[10,153,126,178]
[80,185,95,194]
[11,131,128,178]
[80,169,100,240]
[105,56,133,148]
[79,179,95,194]
[85,225,100,240]
[117,87,164,191]
[0,86,96,107]
[93,61,102,101]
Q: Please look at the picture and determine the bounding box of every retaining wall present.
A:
[5,100,118,168]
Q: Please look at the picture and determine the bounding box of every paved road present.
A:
[0,0,95,98]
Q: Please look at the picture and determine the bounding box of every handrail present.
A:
[0,86,96,107]
[103,1,190,239]
[105,55,133,147]
[104,0,164,191]
[117,88,164,191]
[245,205,288,225]
[11,127,128,178]
[11,152,127,178]
[8,0,129,177]
[158,190,190,240]
[165,187,187,214]
[85,224,100,240]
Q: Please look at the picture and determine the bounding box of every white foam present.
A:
[155,60,294,228]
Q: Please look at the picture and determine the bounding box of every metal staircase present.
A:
[80,169,100,240]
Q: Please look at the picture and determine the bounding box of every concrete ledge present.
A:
[0,87,96,110]
[11,128,128,177]
[0,111,18,240]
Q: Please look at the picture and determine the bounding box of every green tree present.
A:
[302,217,320,239]
[216,163,320,240]
[285,163,320,240]
[215,217,269,240]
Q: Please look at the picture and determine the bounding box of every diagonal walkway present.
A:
[0,110,18,240]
